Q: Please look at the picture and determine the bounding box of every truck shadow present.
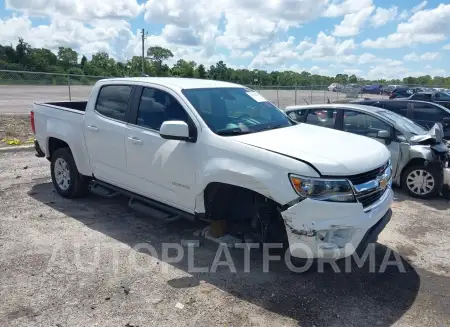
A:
[29,182,423,327]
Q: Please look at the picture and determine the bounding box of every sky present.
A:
[0,0,450,79]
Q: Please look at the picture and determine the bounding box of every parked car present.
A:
[285,104,449,198]
[31,77,393,260]
[389,87,413,99]
[327,83,343,92]
[408,91,450,109]
[362,84,383,94]
[350,99,450,140]
[381,85,399,95]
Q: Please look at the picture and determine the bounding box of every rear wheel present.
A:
[401,164,442,199]
[51,148,89,198]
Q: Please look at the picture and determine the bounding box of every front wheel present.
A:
[51,148,89,198]
[401,164,442,199]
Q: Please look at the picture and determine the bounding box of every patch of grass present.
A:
[0,114,33,147]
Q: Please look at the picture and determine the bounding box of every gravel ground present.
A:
[0,85,388,114]
[1,152,449,327]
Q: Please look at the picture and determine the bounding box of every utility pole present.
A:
[141,28,148,75]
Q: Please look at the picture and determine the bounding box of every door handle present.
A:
[87,125,99,132]
[128,136,143,145]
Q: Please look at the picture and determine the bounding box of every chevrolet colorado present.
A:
[31,77,393,260]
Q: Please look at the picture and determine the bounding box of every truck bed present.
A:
[41,101,88,112]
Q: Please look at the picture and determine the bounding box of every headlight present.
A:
[289,174,356,202]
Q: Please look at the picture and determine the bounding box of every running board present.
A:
[89,180,195,222]
[89,183,120,198]
[128,198,180,223]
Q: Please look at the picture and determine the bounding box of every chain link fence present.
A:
[245,85,379,109]
[0,69,410,114]
[0,70,107,114]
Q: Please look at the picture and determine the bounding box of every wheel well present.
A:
[47,137,70,159]
[203,182,286,243]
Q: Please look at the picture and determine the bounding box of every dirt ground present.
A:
[0,152,449,327]
[0,115,33,147]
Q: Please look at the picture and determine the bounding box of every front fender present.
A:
[194,157,297,213]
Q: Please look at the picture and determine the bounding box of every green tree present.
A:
[348,74,358,83]
[80,55,88,68]
[197,64,206,78]
[57,47,78,67]
[16,38,31,65]
[147,46,173,76]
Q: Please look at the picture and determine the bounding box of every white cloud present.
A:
[343,68,363,75]
[332,6,374,37]
[0,14,136,60]
[249,32,358,69]
[443,44,450,50]
[411,1,427,14]
[5,0,143,21]
[324,0,373,17]
[362,4,450,48]
[249,36,299,68]
[370,6,398,28]
[404,52,441,61]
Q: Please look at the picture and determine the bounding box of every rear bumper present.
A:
[281,187,393,259]
[34,139,45,157]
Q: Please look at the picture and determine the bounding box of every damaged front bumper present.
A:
[281,187,393,259]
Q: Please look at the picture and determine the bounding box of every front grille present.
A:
[345,161,389,185]
[356,188,385,208]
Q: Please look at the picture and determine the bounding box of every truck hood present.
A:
[231,124,390,176]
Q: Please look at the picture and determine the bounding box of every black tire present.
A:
[401,164,443,199]
[50,148,89,198]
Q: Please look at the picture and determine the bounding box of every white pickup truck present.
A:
[32,77,393,260]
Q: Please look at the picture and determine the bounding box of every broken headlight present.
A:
[289,174,356,202]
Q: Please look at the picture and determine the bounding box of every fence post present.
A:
[324,87,326,104]
[68,74,72,101]
[277,85,280,107]
[310,85,313,104]
[295,85,297,105]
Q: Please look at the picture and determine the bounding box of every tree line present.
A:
[1,38,450,87]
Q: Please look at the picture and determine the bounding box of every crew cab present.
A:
[31,78,393,260]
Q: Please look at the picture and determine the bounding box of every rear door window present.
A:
[305,109,337,128]
[95,85,132,122]
[382,101,408,116]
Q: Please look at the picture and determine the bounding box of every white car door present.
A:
[83,84,133,187]
[124,85,199,213]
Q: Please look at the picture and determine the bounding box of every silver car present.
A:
[285,104,449,199]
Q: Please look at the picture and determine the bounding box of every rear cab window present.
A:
[95,85,132,121]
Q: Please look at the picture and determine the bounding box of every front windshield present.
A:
[182,87,293,135]
[377,110,426,136]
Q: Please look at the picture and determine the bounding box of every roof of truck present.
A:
[99,77,242,90]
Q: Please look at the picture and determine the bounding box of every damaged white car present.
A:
[285,104,450,199]
[31,78,393,260]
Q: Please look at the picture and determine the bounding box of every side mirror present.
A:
[160,121,192,142]
[377,130,392,139]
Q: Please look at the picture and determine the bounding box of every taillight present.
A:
[30,111,36,134]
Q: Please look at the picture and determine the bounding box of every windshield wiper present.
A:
[253,124,287,132]
[216,128,253,136]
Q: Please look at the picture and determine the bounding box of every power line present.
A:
[140,28,148,76]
